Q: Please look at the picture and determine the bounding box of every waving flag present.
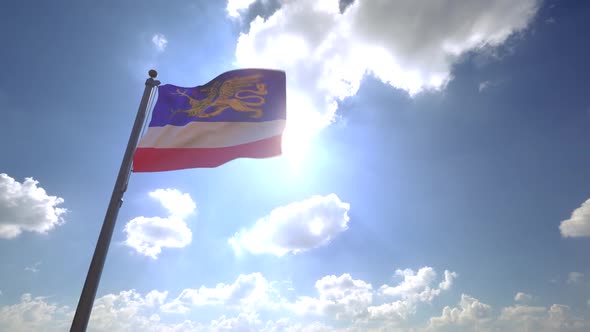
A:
[133,69,286,172]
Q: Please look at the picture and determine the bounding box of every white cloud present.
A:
[208,313,261,331]
[498,304,589,332]
[514,292,533,304]
[379,267,458,302]
[161,273,277,314]
[24,261,41,273]
[379,267,435,298]
[479,80,492,92]
[287,266,456,327]
[367,300,414,322]
[428,294,494,330]
[0,173,66,239]
[124,217,192,259]
[289,273,373,320]
[88,290,173,332]
[567,272,584,284]
[3,267,588,332]
[227,0,257,18]
[124,189,195,259]
[151,33,168,52]
[499,304,546,322]
[0,291,303,332]
[234,0,540,150]
[229,194,350,256]
[144,290,168,307]
[429,295,590,332]
[262,319,334,332]
[149,189,196,219]
[0,294,70,332]
[362,267,457,327]
[560,198,590,237]
[438,270,457,290]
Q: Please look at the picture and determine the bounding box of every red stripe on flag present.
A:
[132,135,283,172]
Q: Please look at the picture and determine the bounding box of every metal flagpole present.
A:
[70,70,160,332]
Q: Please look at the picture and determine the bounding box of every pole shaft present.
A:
[70,77,160,332]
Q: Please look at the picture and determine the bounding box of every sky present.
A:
[0,0,589,331]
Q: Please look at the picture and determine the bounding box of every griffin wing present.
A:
[218,74,262,100]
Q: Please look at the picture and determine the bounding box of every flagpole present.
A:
[70,70,160,332]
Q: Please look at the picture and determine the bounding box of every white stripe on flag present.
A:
[137,120,286,149]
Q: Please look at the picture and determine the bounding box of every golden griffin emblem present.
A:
[170,74,268,119]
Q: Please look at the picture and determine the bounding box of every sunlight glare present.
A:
[281,92,330,167]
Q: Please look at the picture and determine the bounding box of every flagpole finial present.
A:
[149,69,158,78]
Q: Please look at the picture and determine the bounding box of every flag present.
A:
[133,69,286,172]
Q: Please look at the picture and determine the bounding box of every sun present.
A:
[281,126,313,165]
[280,94,328,166]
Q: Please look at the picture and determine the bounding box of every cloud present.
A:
[478,80,493,92]
[124,189,195,259]
[514,292,533,304]
[288,266,456,327]
[262,319,334,332]
[229,194,350,256]
[428,294,494,330]
[499,304,547,322]
[379,267,458,302]
[162,267,453,326]
[24,261,41,273]
[289,273,373,320]
[364,267,457,327]
[144,290,168,307]
[429,295,589,332]
[226,0,258,18]
[2,267,588,331]
[367,300,415,323]
[498,304,589,332]
[0,294,70,332]
[162,266,455,325]
[91,293,327,332]
[87,290,171,331]
[0,173,66,239]
[161,273,278,314]
[151,33,168,52]
[559,198,590,237]
[207,313,263,331]
[567,272,584,284]
[233,0,540,144]
[0,290,304,332]
[148,188,196,220]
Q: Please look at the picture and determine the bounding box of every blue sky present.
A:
[1,0,589,331]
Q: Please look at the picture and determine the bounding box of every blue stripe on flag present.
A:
[148,69,286,127]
